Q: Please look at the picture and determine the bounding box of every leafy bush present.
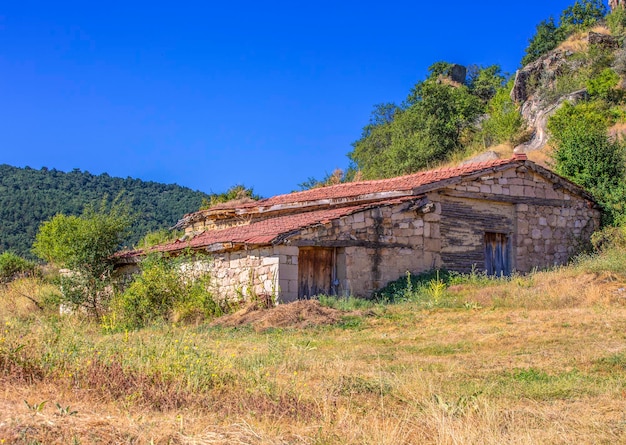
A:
[587,68,622,102]
[590,225,626,251]
[0,252,37,283]
[481,80,526,145]
[108,254,225,330]
[548,102,626,225]
[607,7,626,34]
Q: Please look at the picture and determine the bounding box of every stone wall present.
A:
[515,203,598,271]
[289,163,600,296]
[292,203,433,297]
[444,163,600,273]
[180,247,283,302]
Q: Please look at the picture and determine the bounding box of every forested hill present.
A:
[0,164,210,257]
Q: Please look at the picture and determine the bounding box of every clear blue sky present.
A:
[1,0,579,197]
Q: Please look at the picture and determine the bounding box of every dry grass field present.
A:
[1,251,626,444]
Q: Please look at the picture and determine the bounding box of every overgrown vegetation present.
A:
[2,243,626,443]
[107,254,227,330]
[32,200,131,316]
[199,184,261,209]
[0,252,36,284]
[347,62,504,179]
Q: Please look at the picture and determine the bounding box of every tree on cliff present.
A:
[348,63,502,179]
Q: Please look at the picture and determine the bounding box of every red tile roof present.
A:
[118,198,410,258]
[117,155,531,259]
[208,155,526,212]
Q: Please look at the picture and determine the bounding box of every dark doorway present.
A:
[484,232,511,277]
[298,247,334,299]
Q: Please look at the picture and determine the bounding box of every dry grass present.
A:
[557,25,611,53]
[2,255,626,444]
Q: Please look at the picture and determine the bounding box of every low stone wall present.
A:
[178,245,300,303]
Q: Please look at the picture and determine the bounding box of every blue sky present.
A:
[1,0,578,197]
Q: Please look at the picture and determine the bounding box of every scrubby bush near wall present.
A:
[107,254,227,330]
[0,251,37,283]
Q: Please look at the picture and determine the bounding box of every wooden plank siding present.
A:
[439,196,514,273]
[298,247,334,299]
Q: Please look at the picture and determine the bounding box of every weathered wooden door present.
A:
[484,232,511,277]
[298,247,333,299]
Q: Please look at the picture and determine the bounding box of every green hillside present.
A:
[0,165,210,257]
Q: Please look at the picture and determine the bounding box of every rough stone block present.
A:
[424,238,441,251]
[510,185,524,196]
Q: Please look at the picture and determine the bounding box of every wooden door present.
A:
[484,232,511,277]
[298,247,333,299]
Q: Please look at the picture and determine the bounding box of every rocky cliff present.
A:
[510,29,619,154]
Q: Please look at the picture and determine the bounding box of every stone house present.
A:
[116,154,601,302]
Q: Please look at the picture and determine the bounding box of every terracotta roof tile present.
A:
[210,155,523,211]
[118,155,530,258]
[123,198,409,257]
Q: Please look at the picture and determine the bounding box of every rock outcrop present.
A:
[510,29,618,153]
[610,0,625,11]
[587,31,619,49]
[511,49,574,104]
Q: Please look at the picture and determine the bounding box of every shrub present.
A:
[607,7,626,35]
[108,254,224,330]
[0,252,37,283]
[548,102,626,224]
[587,68,622,102]
[482,80,526,144]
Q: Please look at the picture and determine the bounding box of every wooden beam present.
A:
[289,239,413,249]
[439,189,585,207]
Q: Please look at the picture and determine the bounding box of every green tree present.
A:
[482,80,525,145]
[522,17,566,65]
[32,201,131,315]
[560,0,607,30]
[548,102,626,224]
[349,64,483,179]
[467,65,507,103]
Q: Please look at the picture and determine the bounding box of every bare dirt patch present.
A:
[210,299,344,331]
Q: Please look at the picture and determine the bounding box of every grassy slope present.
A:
[1,254,626,444]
